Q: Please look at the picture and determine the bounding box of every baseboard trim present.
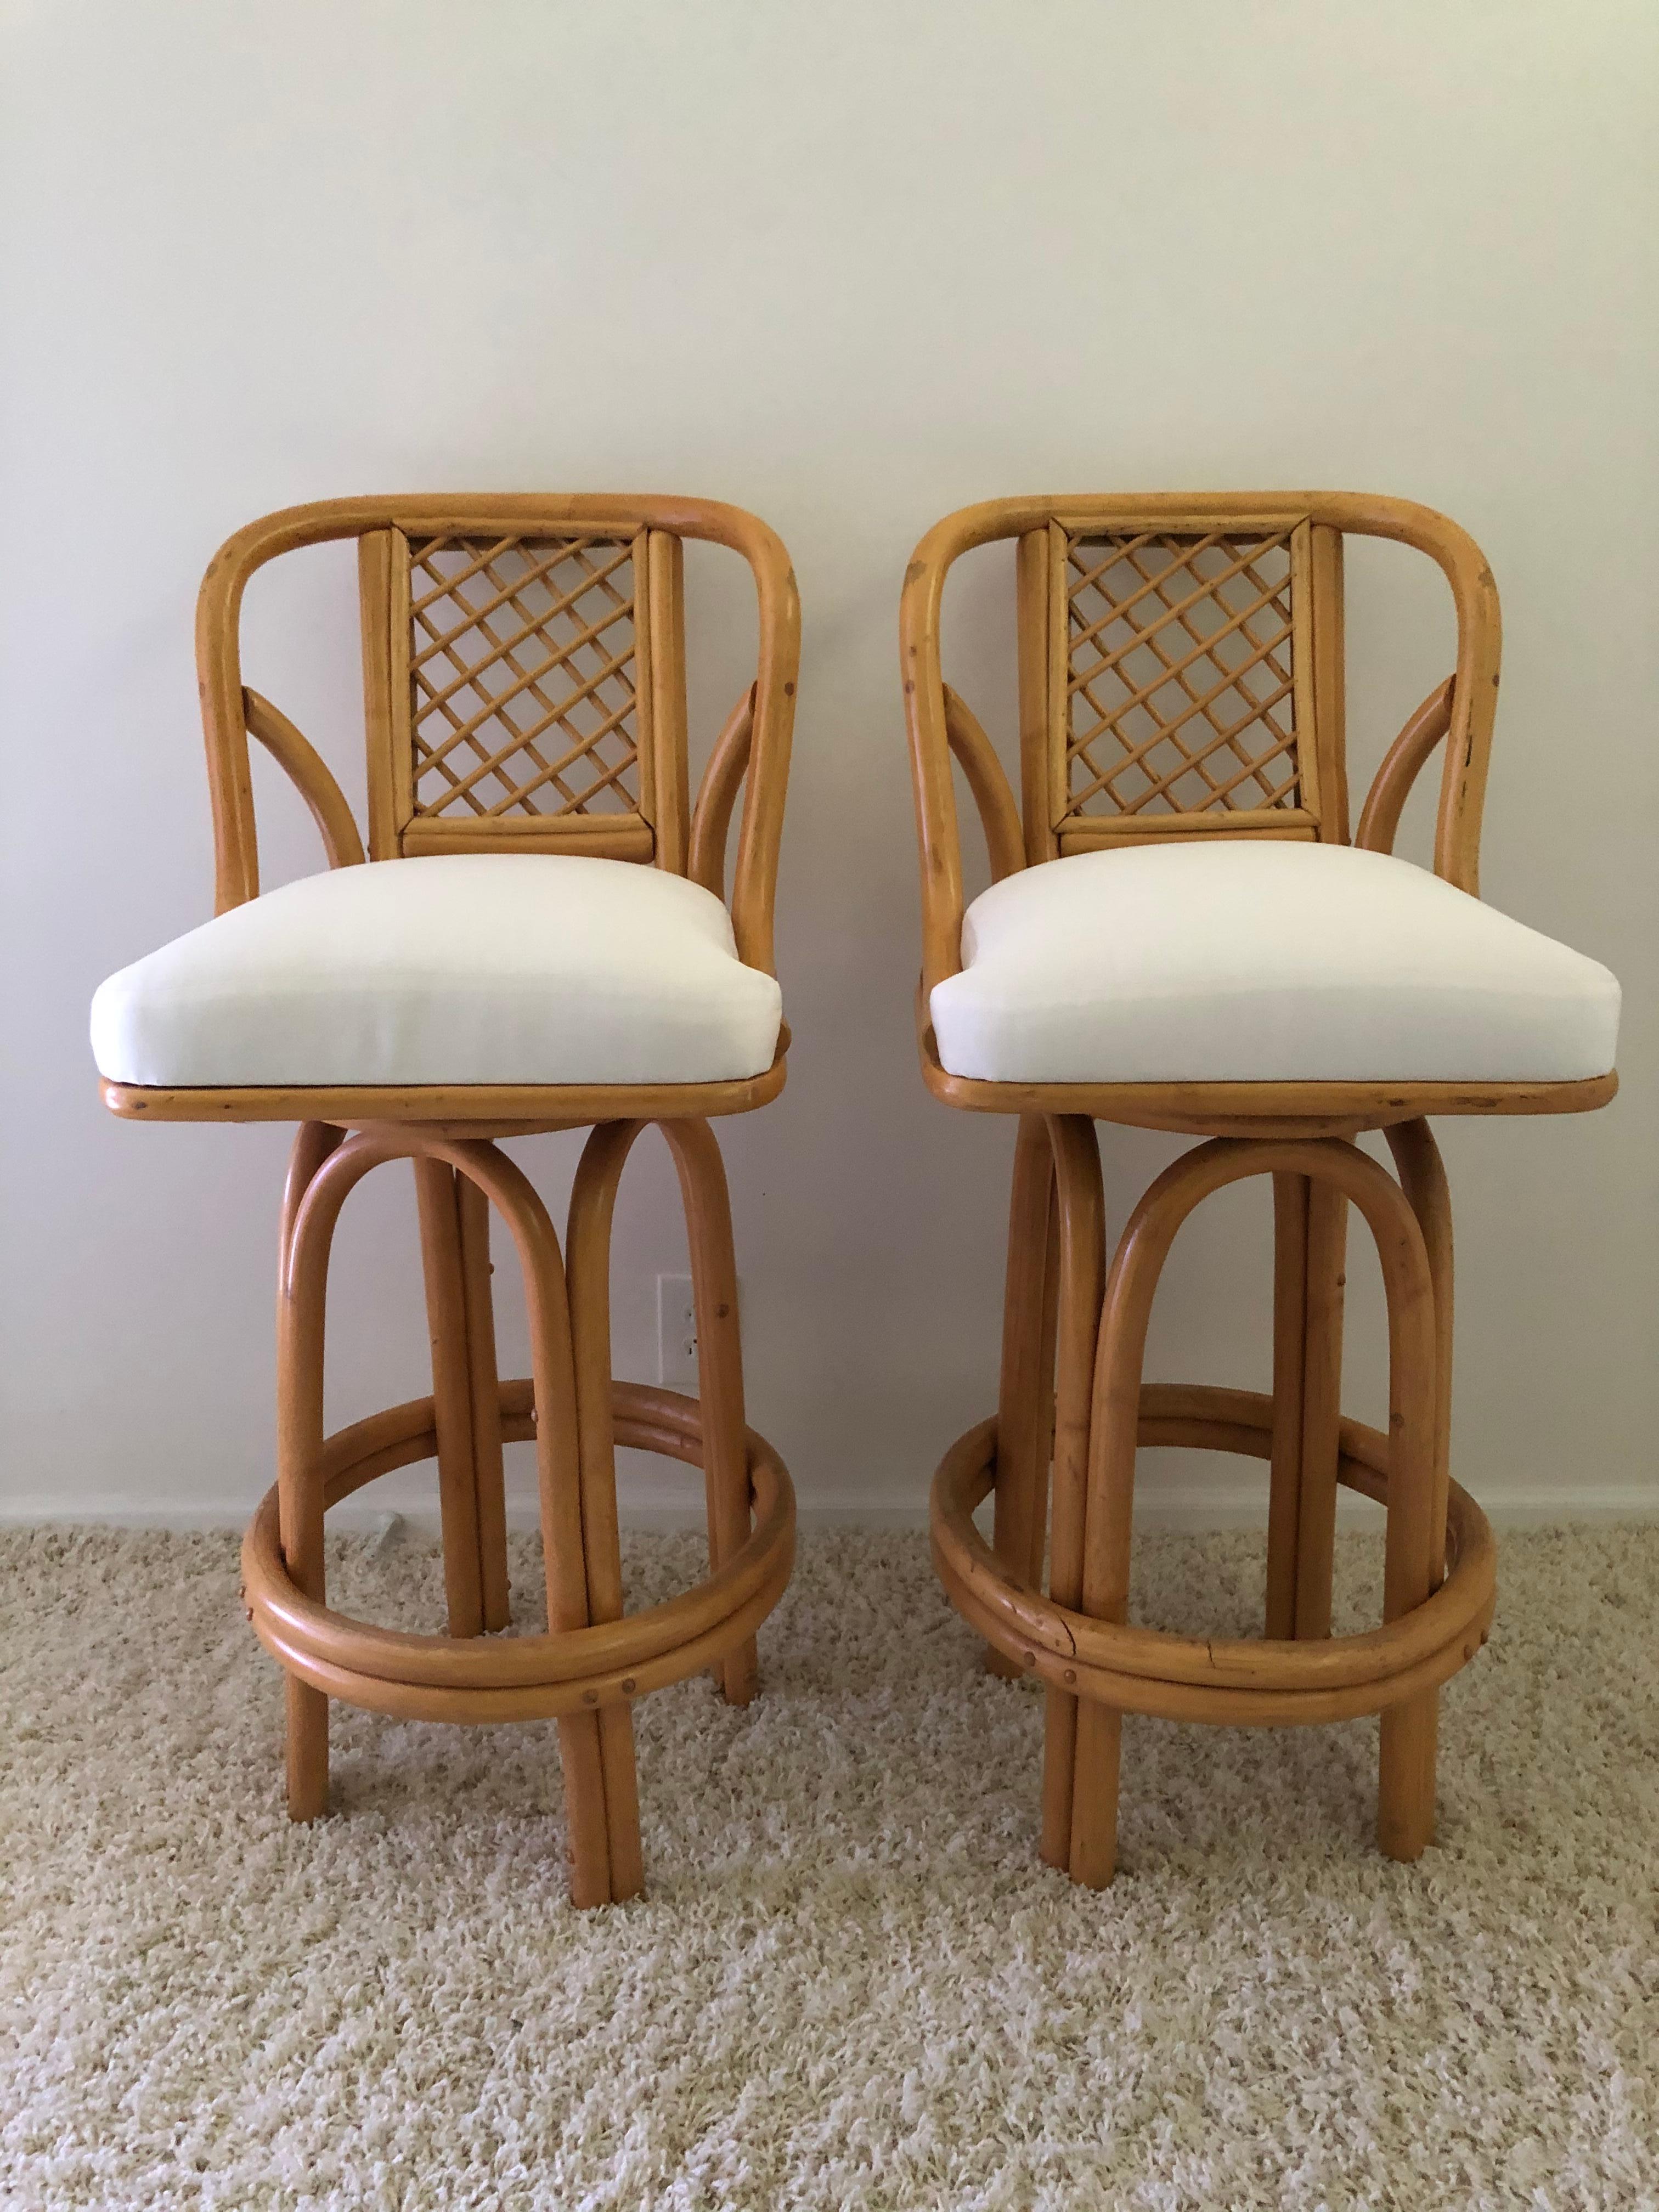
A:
[5,1487,1657,1534]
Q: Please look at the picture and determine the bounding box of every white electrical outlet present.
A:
[657,1273,698,1389]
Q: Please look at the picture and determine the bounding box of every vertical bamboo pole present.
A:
[1309,523,1349,844]
[1016,530,1058,865]
[414,1159,486,1640]
[275,1122,342,1821]
[1372,1196,1440,1862]
[1379,1118,1455,1857]
[1293,1180,1348,1640]
[646,532,690,874]
[507,1163,613,1912]
[433,1136,612,1908]
[1044,522,1071,849]
[988,1116,1058,1677]
[566,1119,650,1903]
[1035,1186,1062,1581]
[1265,1173,1311,1638]
[1068,1215,1153,1891]
[458,1175,510,1632]
[1288,521,1323,827]
[1038,1115,1106,1870]
[358,530,403,860]
[663,1120,757,1707]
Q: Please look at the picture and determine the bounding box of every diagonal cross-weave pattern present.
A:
[1064,529,1303,818]
[407,533,644,818]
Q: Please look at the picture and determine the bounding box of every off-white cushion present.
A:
[91,855,783,1087]
[930,842,1620,1084]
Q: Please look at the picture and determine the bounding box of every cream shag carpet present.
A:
[1,1521,1655,2210]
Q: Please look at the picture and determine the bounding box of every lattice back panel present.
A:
[407,531,645,821]
[1060,524,1313,822]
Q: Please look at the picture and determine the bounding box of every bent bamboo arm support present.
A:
[900,534,968,993]
[688,686,755,900]
[1356,678,1454,861]
[244,689,365,871]
[943,686,1024,884]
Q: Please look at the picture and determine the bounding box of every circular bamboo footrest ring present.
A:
[931,1384,1494,1726]
[241,1381,795,1723]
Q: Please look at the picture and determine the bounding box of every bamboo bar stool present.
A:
[92,495,800,1906]
[900,493,1621,1885]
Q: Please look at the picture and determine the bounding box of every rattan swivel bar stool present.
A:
[92,495,800,1906]
[900,493,1621,1884]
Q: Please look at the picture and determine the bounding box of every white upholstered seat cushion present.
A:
[929,842,1620,1085]
[91,855,783,1087]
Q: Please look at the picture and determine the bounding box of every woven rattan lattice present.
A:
[407,531,644,820]
[1063,528,1304,820]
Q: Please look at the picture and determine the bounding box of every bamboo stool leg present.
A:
[1068,1183,1146,1891]
[1264,1173,1348,1640]
[283,1675,328,1821]
[414,1159,487,1639]
[989,1115,1059,1679]
[1378,1119,1454,1858]
[553,1719,614,1909]
[465,1144,613,1911]
[1265,1173,1310,1638]
[512,1147,606,1912]
[410,1136,615,1906]
[1035,1192,1062,1560]
[436,1134,615,1907]
[1037,1115,1105,1870]
[567,1119,650,1904]
[457,1176,510,1633]
[1295,1180,1348,1639]
[664,1119,758,1707]
[276,1121,341,1820]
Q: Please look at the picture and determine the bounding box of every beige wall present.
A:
[2,1,1653,1527]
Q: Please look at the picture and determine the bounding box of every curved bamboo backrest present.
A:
[198,495,800,974]
[900,493,1501,996]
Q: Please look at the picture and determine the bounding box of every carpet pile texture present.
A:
[1,1522,1655,2209]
